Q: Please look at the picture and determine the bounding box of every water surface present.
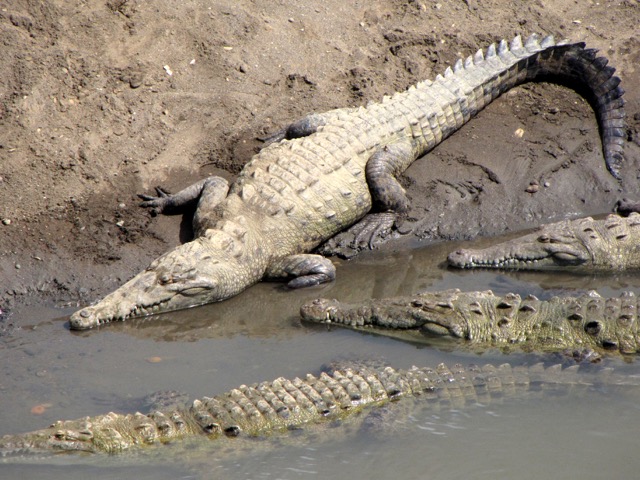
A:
[2,237,640,479]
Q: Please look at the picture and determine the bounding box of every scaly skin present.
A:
[300,289,640,358]
[447,213,640,271]
[0,360,629,456]
[69,34,626,329]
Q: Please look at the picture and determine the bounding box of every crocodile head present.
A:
[447,219,593,270]
[0,426,102,455]
[300,290,475,339]
[70,236,252,330]
[0,411,163,455]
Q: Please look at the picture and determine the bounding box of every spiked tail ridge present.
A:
[414,34,626,180]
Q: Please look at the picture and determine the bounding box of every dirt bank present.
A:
[1,0,639,323]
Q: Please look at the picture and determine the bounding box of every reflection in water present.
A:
[2,232,640,479]
[109,237,640,344]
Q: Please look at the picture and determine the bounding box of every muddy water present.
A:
[2,236,640,479]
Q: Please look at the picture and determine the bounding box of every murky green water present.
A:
[2,236,640,479]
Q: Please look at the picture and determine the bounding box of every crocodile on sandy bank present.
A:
[300,289,640,360]
[447,213,640,271]
[0,360,632,455]
[69,34,626,330]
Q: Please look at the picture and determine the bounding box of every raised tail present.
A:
[512,34,626,179]
[424,34,627,180]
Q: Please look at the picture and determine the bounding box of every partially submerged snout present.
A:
[300,290,471,339]
[299,298,341,323]
[70,238,250,330]
[447,228,588,270]
[69,268,204,330]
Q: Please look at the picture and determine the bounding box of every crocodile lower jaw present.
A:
[71,299,174,329]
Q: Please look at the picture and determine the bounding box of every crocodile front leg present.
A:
[266,254,336,288]
[139,176,229,236]
[322,140,415,257]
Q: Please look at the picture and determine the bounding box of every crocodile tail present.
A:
[523,35,626,179]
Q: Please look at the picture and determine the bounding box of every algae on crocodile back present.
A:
[300,289,640,360]
[69,34,626,330]
[1,360,636,456]
[447,213,640,271]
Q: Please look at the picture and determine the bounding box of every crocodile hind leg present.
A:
[261,108,358,146]
[266,254,336,288]
[261,113,329,146]
[138,176,229,236]
[321,141,415,257]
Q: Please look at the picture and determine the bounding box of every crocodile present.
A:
[447,213,640,271]
[300,289,640,360]
[0,360,632,456]
[69,34,626,330]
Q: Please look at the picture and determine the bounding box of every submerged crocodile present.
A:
[300,289,640,360]
[69,34,626,330]
[0,360,631,455]
[447,213,640,271]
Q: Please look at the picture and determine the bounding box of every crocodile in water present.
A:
[0,360,631,455]
[300,289,640,360]
[69,34,626,329]
[447,213,640,271]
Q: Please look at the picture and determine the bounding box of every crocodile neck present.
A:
[572,215,640,269]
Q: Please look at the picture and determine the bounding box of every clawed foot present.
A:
[614,198,640,217]
[319,212,400,259]
[138,187,174,216]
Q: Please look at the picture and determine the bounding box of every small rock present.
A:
[525,181,539,194]
[1,219,10,225]
[129,74,143,89]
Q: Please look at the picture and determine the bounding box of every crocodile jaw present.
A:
[70,238,249,330]
[447,231,590,270]
[69,271,216,330]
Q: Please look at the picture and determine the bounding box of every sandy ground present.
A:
[1,0,639,325]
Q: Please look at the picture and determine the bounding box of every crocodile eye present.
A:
[537,234,550,243]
